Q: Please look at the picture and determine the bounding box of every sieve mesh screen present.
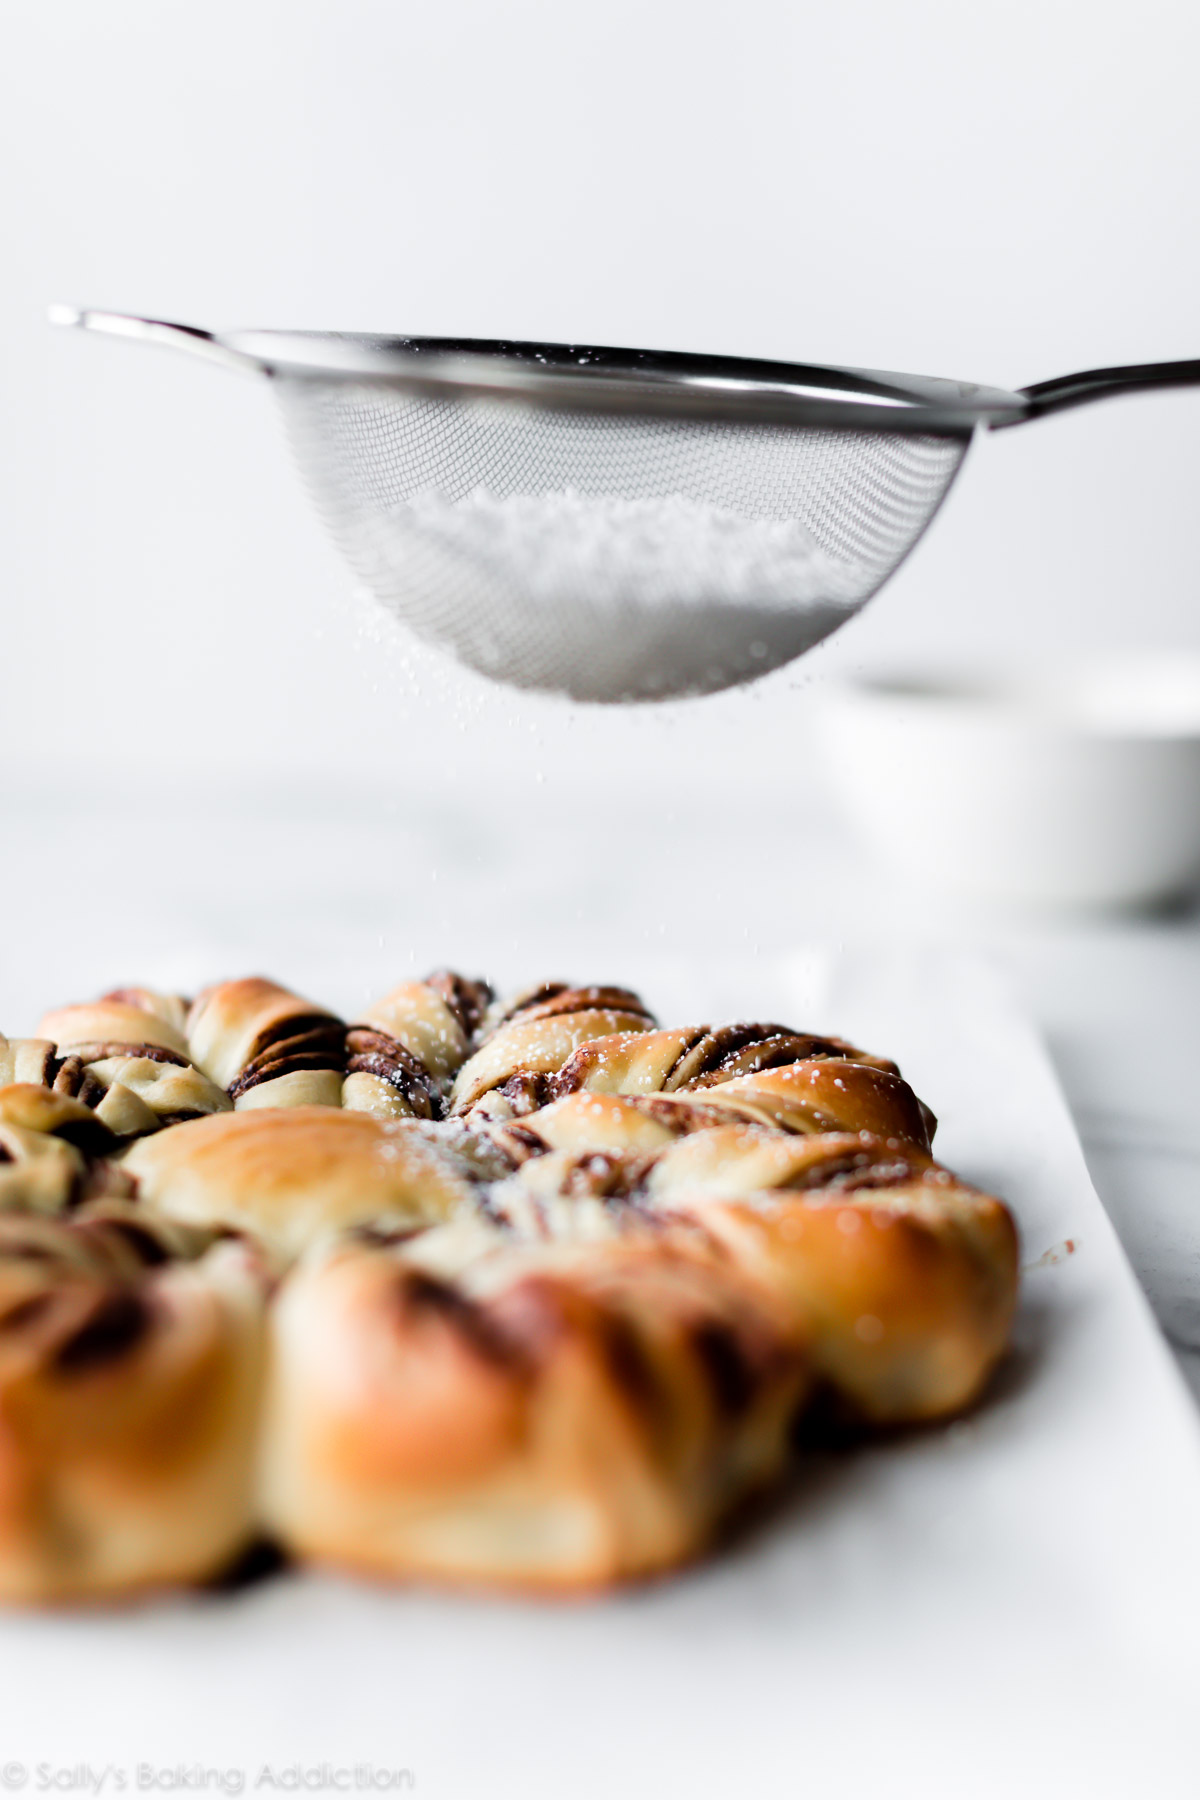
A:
[277,378,968,702]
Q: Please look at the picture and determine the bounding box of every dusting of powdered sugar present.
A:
[367,489,870,703]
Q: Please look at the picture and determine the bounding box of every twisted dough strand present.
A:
[262,1229,809,1590]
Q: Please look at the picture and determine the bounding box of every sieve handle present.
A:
[47,306,265,376]
[1011,358,1200,424]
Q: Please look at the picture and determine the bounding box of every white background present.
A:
[3,0,1200,792]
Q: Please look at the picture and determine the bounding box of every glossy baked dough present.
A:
[488,1124,1017,1423]
[186,978,347,1109]
[0,1223,266,1602]
[0,970,1020,1600]
[33,992,231,1139]
[122,1107,480,1266]
[262,1229,809,1590]
[450,985,657,1114]
[39,974,499,1129]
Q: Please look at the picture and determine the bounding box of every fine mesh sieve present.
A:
[51,310,1200,704]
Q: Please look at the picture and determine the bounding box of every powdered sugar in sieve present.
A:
[366,490,870,703]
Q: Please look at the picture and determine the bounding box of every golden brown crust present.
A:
[98,988,191,1039]
[535,1027,715,1100]
[543,1022,897,1095]
[355,974,483,1083]
[463,1022,928,1143]
[451,1012,657,1115]
[122,1107,477,1265]
[0,1239,267,1602]
[688,1061,936,1149]
[485,1092,728,1163]
[641,1128,1016,1418]
[38,1002,190,1060]
[479,983,653,1036]
[643,1124,923,1198]
[186,978,345,1097]
[488,1126,1016,1425]
[0,1083,112,1150]
[680,1187,1018,1424]
[31,976,498,1132]
[24,991,231,1141]
[262,1232,808,1589]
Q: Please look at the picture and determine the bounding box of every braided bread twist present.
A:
[262,1227,808,1590]
[34,992,230,1137]
[0,969,1020,1599]
[484,1120,1016,1424]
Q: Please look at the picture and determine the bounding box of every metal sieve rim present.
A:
[50,307,1021,435]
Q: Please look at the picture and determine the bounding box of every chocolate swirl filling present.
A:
[667,1025,897,1091]
[344,1028,442,1120]
[485,1025,889,1119]
[49,1056,107,1109]
[424,970,494,1043]
[226,1015,348,1099]
[482,984,656,1041]
[37,1042,224,1139]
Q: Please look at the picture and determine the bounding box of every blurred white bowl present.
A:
[812,653,1200,910]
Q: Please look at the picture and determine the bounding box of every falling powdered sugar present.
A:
[369,489,870,703]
